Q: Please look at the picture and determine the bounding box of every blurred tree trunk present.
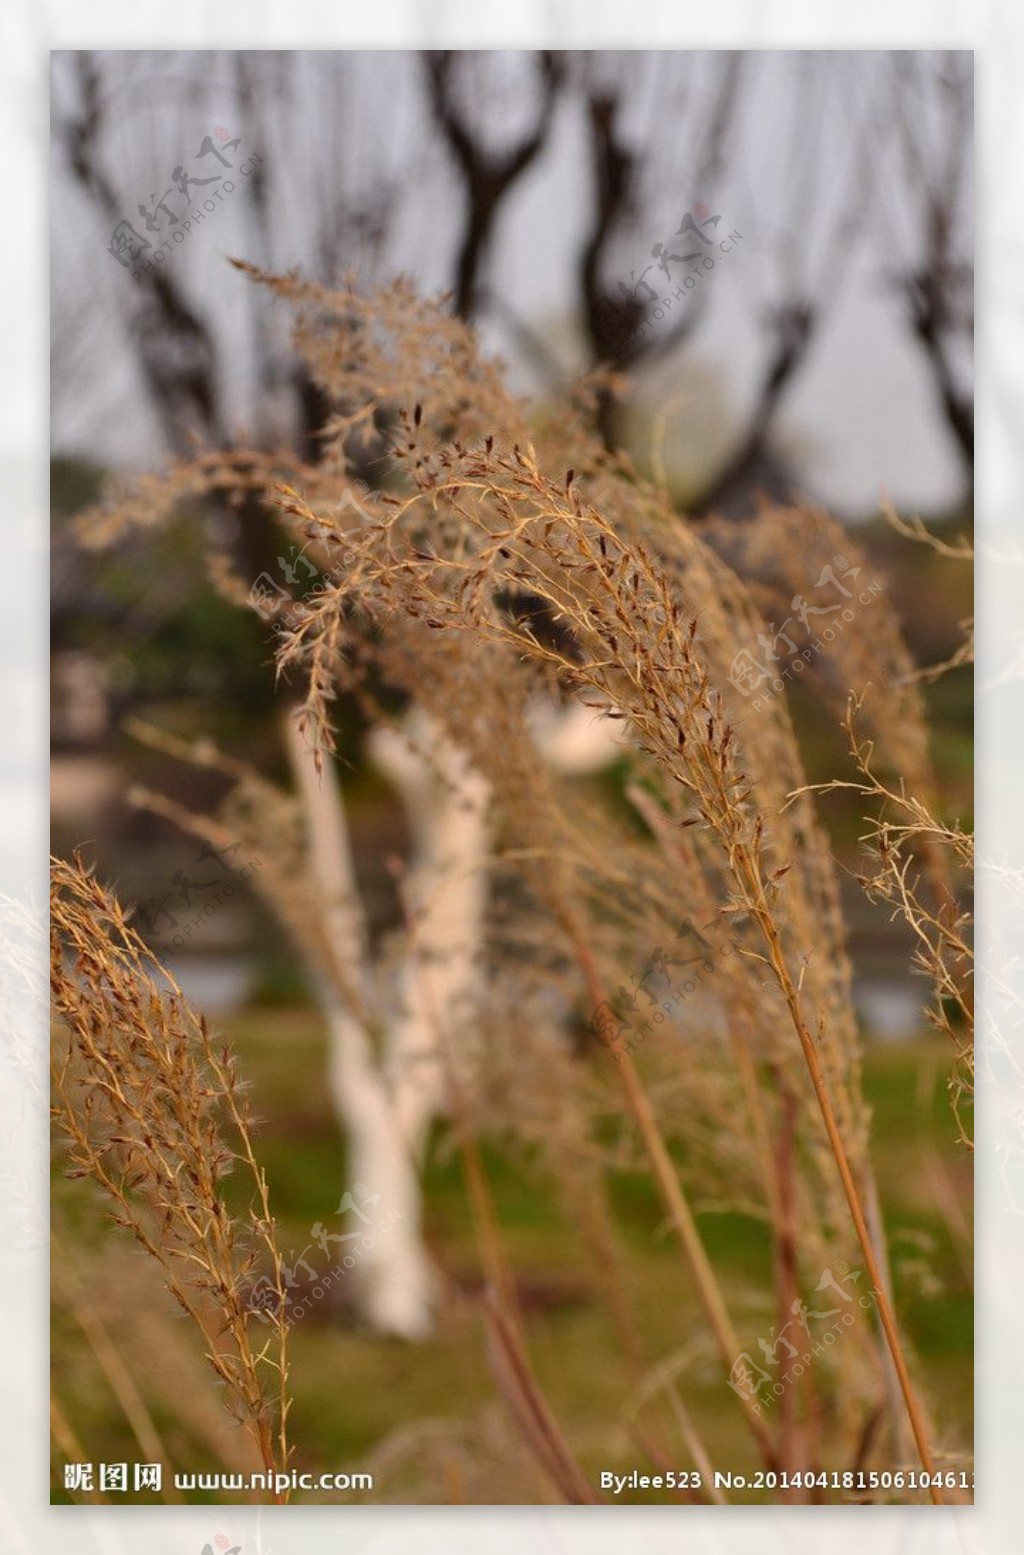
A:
[691,301,816,516]
[285,716,441,1337]
[59,50,446,1336]
[886,52,974,481]
[423,51,564,318]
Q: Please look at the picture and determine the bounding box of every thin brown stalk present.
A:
[483,1290,603,1504]
[561,907,779,1472]
[52,1234,182,1502]
[395,842,614,1502]
[733,848,942,1497]
[51,1395,106,1504]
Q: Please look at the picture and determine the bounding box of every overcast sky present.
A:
[50,49,973,516]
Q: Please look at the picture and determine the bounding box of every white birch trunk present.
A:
[285,716,437,1338]
[367,710,492,1142]
[527,697,626,774]
[285,697,619,1339]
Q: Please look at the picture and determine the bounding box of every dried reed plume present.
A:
[242,273,941,1494]
[808,694,973,1147]
[69,264,966,1500]
[805,505,974,1148]
[50,854,291,1498]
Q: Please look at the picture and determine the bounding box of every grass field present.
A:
[52,1006,972,1506]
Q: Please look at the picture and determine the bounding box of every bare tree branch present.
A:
[423,50,564,317]
[62,53,227,454]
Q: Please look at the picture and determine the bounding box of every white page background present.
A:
[7,6,1012,1553]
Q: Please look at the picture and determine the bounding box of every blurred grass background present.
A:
[52,1014,971,1505]
[51,455,972,1504]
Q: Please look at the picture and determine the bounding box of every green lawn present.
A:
[52,1011,972,1506]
